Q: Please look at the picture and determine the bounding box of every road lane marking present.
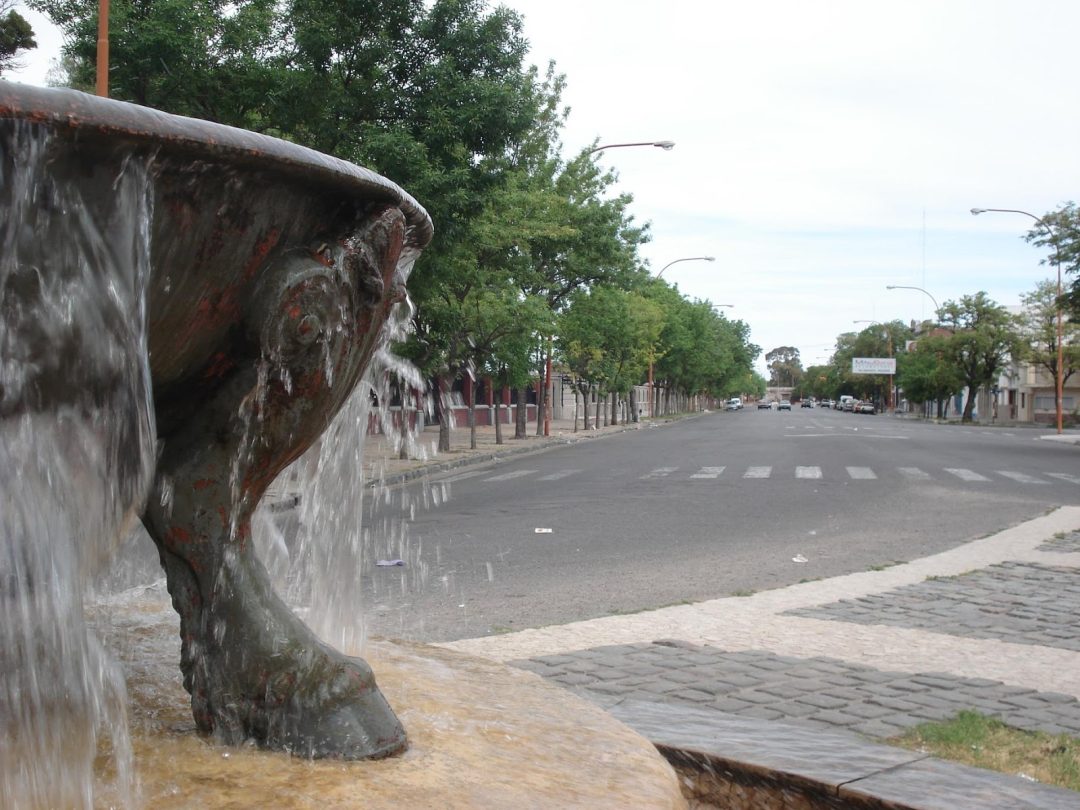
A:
[795,466,822,479]
[537,469,582,481]
[442,470,485,483]
[690,466,726,479]
[743,466,772,479]
[898,467,932,481]
[483,469,536,482]
[642,467,677,479]
[1047,473,1080,485]
[945,468,990,482]
[996,471,1049,485]
[846,466,877,480]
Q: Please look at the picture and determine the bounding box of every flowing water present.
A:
[1,121,157,808]
[0,118,434,807]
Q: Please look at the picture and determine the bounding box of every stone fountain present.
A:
[0,82,685,808]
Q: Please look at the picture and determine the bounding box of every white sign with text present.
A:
[852,357,896,374]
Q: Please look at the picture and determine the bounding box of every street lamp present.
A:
[853,320,894,412]
[541,140,676,436]
[589,140,675,154]
[970,207,1064,434]
[657,255,715,278]
[886,285,940,316]
[647,256,717,418]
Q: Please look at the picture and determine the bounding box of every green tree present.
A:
[0,2,36,76]
[1022,202,1080,320]
[765,346,802,388]
[938,292,1022,423]
[1018,278,1080,419]
[31,0,280,124]
[896,334,963,418]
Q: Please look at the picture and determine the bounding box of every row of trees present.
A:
[17,0,761,448]
[787,279,1079,423]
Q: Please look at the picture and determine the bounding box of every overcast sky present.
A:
[9,1,1079,375]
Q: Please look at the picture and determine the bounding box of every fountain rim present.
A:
[0,80,433,251]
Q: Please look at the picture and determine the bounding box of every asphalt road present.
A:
[360,409,1079,643]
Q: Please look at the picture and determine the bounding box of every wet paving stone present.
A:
[517,643,1080,742]
[785,561,1080,652]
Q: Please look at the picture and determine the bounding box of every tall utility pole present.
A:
[96,0,109,97]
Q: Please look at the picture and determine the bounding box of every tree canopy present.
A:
[0,1,36,76]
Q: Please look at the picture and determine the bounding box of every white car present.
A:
[725,397,743,411]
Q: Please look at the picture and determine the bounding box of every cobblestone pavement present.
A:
[1041,529,1080,553]
[517,642,1080,741]
[786,561,1080,652]
[441,506,1080,751]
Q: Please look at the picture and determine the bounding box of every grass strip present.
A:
[890,710,1080,793]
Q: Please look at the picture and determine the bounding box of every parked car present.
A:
[757,400,773,410]
[777,399,792,411]
[855,400,876,414]
[800,399,813,408]
[821,399,833,409]
[725,397,743,411]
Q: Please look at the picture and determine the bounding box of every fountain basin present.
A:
[92,592,687,808]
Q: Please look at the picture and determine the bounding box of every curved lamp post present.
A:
[853,320,894,412]
[971,207,1064,434]
[886,285,940,316]
[657,255,715,278]
[590,140,675,154]
[647,256,716,418]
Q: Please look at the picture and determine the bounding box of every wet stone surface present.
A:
[1039,530,1080,554]
[785,562,1080,652]
[516,643,1080,739]
[611,701,1080,810]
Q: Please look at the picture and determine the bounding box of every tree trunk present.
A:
[398,385,410,460]
[581,385,591,430]
[468,377,477,450]
[514,385,527,439]
[629,388,638,423]
[494,382,504,445]
[594,388,601,428]
[535,356,548,437]
[437,373,452,452]
[572,387,579,432]
[961,385,977,423]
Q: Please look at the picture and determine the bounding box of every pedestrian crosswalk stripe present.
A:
[846,466,877,480]
[997,471,1048,485]
[744,466,771,479]
[642,467,677,479]
[442,470,485,483]
[1047,473,1080,485]
[945,468,990,482]
[898,467,932,480]
[483,469,537,482]
[690,466,726,479]
[537,469,582,481]
[795,466,822,479]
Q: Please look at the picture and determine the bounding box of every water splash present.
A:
[1,122,156,808]
[252,289,434,656]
